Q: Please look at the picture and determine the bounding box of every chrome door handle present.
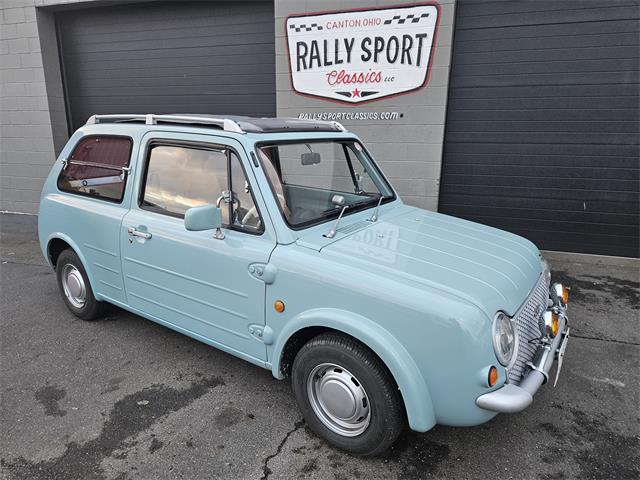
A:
[127,227,152,239]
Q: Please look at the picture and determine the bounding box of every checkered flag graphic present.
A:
[383,12,430,25]
[289,23,324,32]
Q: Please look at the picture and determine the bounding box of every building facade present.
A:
[1,0,638,257]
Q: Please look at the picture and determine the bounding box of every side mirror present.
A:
[184,204,225,239]
[301,152,321,165]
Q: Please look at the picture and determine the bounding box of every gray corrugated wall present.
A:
[439,0,640,257]
[57,1,276,132]
[1,0,276,214]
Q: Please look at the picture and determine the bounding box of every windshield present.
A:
[257,140,394,228]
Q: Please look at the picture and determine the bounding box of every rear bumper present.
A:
[476,313,569,413]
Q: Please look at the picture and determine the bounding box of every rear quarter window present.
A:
[57,135,133,202]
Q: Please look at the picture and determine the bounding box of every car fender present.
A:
[45,232,98,296]
[270,307,436,432]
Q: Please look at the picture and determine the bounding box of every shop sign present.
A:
[286,3,440,104]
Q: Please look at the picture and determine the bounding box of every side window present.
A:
[57,136,132,202]
[141,145,229,221]
[140,144,263,233]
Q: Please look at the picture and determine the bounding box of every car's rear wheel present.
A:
[291,332,404,456]
[56,249,105,321]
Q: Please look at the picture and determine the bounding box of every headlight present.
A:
[492,312,516,366]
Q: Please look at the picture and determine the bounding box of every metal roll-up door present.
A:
[57,1,276,132]
[439,0,639,257]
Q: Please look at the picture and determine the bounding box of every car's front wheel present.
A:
[55,248,105,321]
[291,332,404,456]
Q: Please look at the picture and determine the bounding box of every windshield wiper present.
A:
[320,195,382,215]
[350,195,383,209]
[368,194,386,222]
[321,194,388,238]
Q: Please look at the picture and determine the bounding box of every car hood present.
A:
[311,207,542,317]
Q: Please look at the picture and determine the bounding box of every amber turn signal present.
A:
[551,283,569,307]
[543,311,559,338]
[551,312,559,337]
[562,286,570,305]
[274,300,285,313]
[488,366,498,387]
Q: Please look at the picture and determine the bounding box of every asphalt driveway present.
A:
[1,213,638,480]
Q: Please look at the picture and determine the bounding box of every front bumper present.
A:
[476,311,569,413]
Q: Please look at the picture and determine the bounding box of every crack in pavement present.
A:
[570,333,640,347]
[260,419,305,480]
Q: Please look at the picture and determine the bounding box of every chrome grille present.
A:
[508,274,550,384]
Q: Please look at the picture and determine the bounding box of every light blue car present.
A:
[38,114,570,455]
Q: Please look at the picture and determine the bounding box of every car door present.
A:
[120,132,275,364]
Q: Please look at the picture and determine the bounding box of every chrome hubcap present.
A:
[307,363,371,437]
[61,264,86,308]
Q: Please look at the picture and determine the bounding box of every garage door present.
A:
[439,0,639,257]
[57,1,276,132]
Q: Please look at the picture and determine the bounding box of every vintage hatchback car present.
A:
[39,114,570,455]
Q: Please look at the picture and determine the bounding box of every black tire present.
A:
[55,248,105,321]
[291,332,404,456]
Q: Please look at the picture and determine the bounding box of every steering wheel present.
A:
[242,194,288,227]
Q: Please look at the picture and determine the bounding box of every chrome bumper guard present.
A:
[476,312,569,414]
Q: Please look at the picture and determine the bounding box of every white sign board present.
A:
[286,4,440,104]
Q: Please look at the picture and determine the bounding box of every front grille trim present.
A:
[507,273,549,384]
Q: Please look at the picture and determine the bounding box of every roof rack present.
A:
[85,114,348,135]
[85,114,244,133]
